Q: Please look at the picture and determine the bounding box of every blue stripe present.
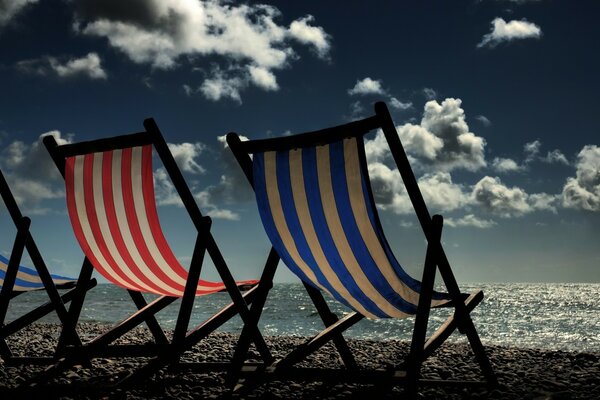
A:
[302,146,386,317]
[356,143,450,302]
[0,254,75,290]
[274,150,356,310]
[329,141,418,314]
[253,153,317,289]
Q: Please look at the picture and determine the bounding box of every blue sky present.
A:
[0,0,599,284]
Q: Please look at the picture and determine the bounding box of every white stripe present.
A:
[72,155,139,290]
[315,145,410,318]
[287,149,378,319]
[343,138,448,309]
[129,147,188,288]
[91,151,156,293]
[110,149,181,296]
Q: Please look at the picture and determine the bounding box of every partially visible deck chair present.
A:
[40,119,271,385]
[0,170,96,364]
[227,102,497,395]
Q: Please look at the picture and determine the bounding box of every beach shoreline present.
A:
[1,323,599,399]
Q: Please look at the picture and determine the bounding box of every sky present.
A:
[0,0,599,285]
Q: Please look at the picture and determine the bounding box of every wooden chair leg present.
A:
[226,248,279,387]
[405,219,440,395]
[304,283,359,369]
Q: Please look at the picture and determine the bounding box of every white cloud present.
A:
[562,145,600,212]
[186,134,253,220]
[167,142,206,174]
[423,88,437,100]
[248,65,278,91]
[195,178,240,221]
[0,0,37,27]
[524,139,541,163]
[416,172,471,212]
[472,176,531,217]
[445,214,497,229]
[524,140,569,166]
[492,157,522,173]
[396,98,487,171]
[367,161,412,214]
[471,176,556,217]
[541,149,569,165]
[74,0,331,101]
[529,193,558,213]
[389,97,412,110]
[288,15,331,58]
[396,124,443,161]
[16,53,107,80]
[0,130,71,214]
[348,77,385,96]
[154,167,183,207]
[478,18,542,48]
[475,115,492,127]
[367,162,470,215]
[50,52,107,79]
[199,71,244,103]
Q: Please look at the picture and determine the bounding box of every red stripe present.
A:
[79,154,142,291]
[84,153,142,291]
[101,150,157,293]
[139,147,227,293]
[118,148,174,294]
[66,147,258,297]
[65,156,113,286]
[141,146,188,282]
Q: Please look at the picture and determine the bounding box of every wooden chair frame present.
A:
[37,118,272,386]
[226,102,497,395]
[0,170,96,364]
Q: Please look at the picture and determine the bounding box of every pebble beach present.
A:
[1,323,600,399]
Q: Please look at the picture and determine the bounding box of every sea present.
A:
[6,283,600,353]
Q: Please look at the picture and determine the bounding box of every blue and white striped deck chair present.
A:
[227,102,497,393]
[0,169,95,363]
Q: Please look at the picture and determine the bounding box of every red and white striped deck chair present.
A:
[42,119,272,382]
[227,102,497,395]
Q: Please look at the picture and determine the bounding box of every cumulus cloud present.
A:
[396,98,486,171]
[492,157,522,173]
[367,162,470,216]
[416,172,471,212]
[478,18,542,48]
[154,137,247,220]
[73,0,331,102]
[475,115,492,127]
[348,77,385,96]
[0,0,37,27]
[562,145,600,212]
[288,15,331,58]
[444,214,496,229]
[472,176,531,217]
[423,88,437,100]
[51,52,107,79]
[541,149,569,165]
[389,97,412,110]
[16,53,107,80]
[524,139,541,162]
[471,176,557,217]
[248,65,278,91]
[167,142,206,174]
[191,134,255,220]
[0,131,71,214]
[523,139,569,166]
[199,72,244,103]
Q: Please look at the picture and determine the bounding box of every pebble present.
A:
[1,322,599,399]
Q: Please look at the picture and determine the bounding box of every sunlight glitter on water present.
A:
[7,282,600,352]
